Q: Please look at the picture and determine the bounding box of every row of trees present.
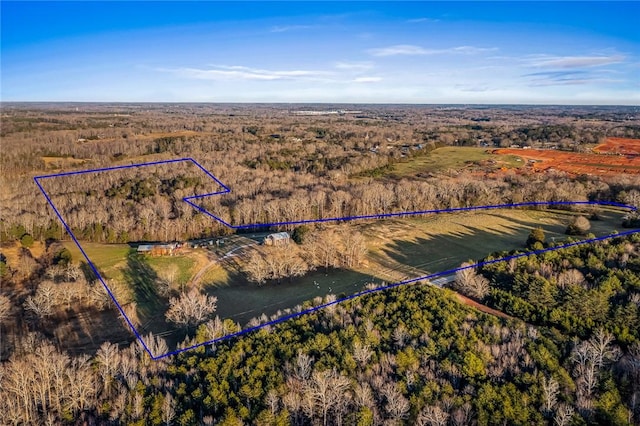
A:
[243,227,367,284]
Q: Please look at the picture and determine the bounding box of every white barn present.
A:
[263,232,290,246]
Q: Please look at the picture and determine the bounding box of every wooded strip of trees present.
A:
[243,227,366,284]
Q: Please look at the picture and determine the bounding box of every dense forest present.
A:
[2,104,640,425]
[2,234,640,425]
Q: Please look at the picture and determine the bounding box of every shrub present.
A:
[526,227,545,248]
[53,248,72,266]
[291,225,310,244]
[566,216,591,236]
[20,234,34,248]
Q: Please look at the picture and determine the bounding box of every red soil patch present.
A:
[594,137,640,155]
[495,148,640,176]
[456,294,512,320]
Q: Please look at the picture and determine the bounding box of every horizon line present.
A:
[3,101,639,107]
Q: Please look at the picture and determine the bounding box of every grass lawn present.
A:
[208,268,382,326]
[145,255,196,287]
[63,241,131,280]
[389,147,523,177]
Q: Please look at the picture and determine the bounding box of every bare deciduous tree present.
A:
[162,392,176,426]
[381,383,410,421]
[588,329,620,368]
[454,263,490,300]
[554,403,575,426]
[417,405,449,426]
[165,288,217,327]
[541,376,559,416]
[352,341,373,367]
[303,369,351,426]
[557,269,585,289]
[0,294,12,323]
[24,282,56,318]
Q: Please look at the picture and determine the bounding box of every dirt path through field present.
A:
[455,293,513,320]
[188,241,258,287]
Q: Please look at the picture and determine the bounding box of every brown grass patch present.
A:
[1,241,46,268]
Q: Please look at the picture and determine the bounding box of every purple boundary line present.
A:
[33,158,639,360]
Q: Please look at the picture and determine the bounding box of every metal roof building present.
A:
[263,232,290,246]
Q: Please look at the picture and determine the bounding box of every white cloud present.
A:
[353,76,382,83]
[270,25,314,33]
[368,44,433,56]
[368,44,497,57]
[334,61,374,71]
[526,55,625,69]
[407,17,440,23]
[159,65,333,81]
[450,46,498,54]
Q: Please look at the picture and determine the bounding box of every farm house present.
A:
[137,243,183,256]
[263,232,290,246]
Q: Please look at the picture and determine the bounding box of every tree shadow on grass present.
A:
[205,268,382,328]
[379,218,538,275]
[379,209,625,277]
[121,252,174,338]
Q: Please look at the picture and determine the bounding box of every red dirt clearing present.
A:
[594,137,640,155]
[495,148,640,176]
[456,294,512,320]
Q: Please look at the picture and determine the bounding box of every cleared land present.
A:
[593,137,640,155]
[206,207,627,325]
[58,207,629,348]
[495,148,640,176]
[41,156,91,170]
[383,147,523,178]
[2,241,46,269]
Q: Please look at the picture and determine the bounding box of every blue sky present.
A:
[1,2,638,104]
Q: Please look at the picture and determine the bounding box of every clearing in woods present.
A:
[495,148,640,176]
[593,137,640,155]
[367,146,524,178]
[202,207,627,326]
[57,207,628,350]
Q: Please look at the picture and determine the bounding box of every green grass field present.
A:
[63,241,131,280]
[145,256,196,287]
[388,147,523,177]
[358,208,624,280]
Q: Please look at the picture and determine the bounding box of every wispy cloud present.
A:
[368,44,497,57]
[526,54,625,69]
[407,17,440,23]
[270,25,315,33]
[159,65,333,81]
[523,70,624,86]
[353,76,382,83]
[368,45,431,56]
[455,84,492,92]
[334,61,374,71]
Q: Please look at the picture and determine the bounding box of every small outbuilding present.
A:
[137,243,182,256]
[263,232,290,246]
